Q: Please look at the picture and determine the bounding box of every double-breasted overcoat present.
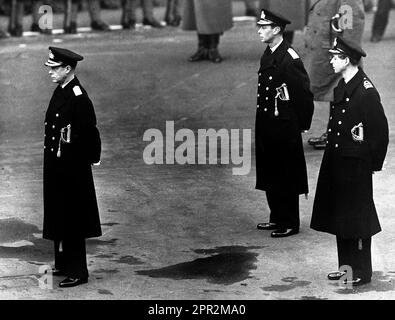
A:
[43,77,102,241]
[303,0,365,101]
[181,0,233,34]
[255,41,314,194]
[310,69,389,238]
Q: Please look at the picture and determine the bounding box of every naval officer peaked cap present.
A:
[45,46,84,67]
[329,37,367,61]
[257,8,291,28]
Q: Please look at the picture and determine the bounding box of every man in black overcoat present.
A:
[255,9,314,237]
[43,46,102,288]
[310,37,389,286]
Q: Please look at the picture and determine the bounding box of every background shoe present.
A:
[91,21,110,31]
[59,277,88,288]
[257,222,278,230]
[143,18,164,28]
[188,48,208,62]
[122,20,136,30]
[327,271,346,280]
[271,228,299,238]
[64,22,77,34]
[9,25,23,37]
[208,48,223,63]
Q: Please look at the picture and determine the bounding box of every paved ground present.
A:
[0,4,395,300]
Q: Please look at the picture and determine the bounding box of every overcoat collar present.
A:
[333,68,364,104]
[49,77,81,112]
[259,40,289,71]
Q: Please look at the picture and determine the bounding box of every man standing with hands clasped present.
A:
[254,9,314,238]
[310,37,389,286]
[43,47,102,288]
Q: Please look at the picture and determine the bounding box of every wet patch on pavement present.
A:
[135,246,264,285]
[101,222,120,227]
[333,271,395,294]
[299,296,328,300]
[112,255,145,265]
[94,254,116,258]
[261,277,311,292]
[0,218,53,262]
[86,238,119,255]
[0,218,40,243]
[93,268,120,274]
[98,289,114,295]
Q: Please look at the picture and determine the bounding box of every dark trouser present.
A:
[372,0,392,38]
[336,237,372,281]
[266,190,300,229]
[54,239,89,279]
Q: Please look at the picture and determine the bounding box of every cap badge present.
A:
[333,38,338,47]
[260,11,266,20]
[49,50,55,59]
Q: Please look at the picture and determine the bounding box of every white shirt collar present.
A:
[270,38,283,53]
[61,74,75,89]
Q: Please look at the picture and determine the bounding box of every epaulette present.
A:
[363,79,374,89]
[287,48,299,60]
[73,86,83,96]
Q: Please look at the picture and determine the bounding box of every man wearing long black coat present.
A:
[43,46,102,288]
[310,37,389,286]
[255,9,314,238]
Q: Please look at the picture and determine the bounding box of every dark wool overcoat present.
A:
[181,0,233,34]
[255,40,314,195]
[43,77,102,240]
[310,69,389,239]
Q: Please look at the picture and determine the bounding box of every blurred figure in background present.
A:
[8,0,48,36]
[64,0,110,34]
[259,0,309,44]
[164,0,181,26]
[243,0,258,17]
[303,0,365,149]
[182,0,233,63]
[120,0,164,30]
[371,0,392,42]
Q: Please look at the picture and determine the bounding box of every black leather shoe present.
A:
[91,21,110,31]
[142,18,164,28]
[208,48,223,63]
[59,277,88,288]
[122,20,136,29]
[327,271,346,280]
[257,222,278,230]
[45,268,65,276]
[343,277,371,286]
[9,24,23,37]
[271,228,299,238]
[188,48,208,62]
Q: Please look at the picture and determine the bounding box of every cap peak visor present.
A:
[45,59,63,67]
[328,48,344,54]
[257,19,275,26]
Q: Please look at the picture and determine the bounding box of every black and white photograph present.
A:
[0,0,394,307]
